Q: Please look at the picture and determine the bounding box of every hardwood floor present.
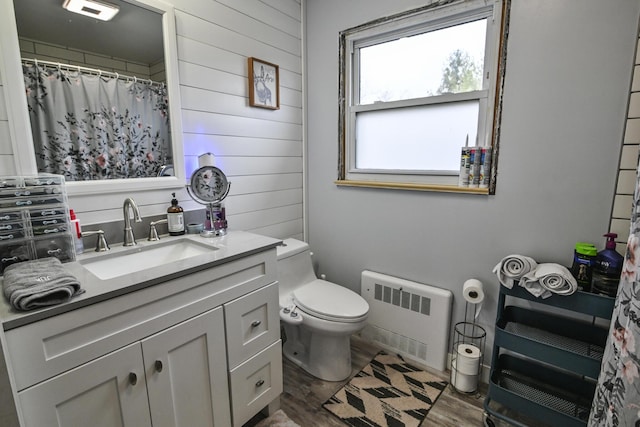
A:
[244,335,543,427]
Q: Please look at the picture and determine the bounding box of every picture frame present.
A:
[248,57,280,110]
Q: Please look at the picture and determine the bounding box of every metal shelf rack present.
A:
[483,285,615,427]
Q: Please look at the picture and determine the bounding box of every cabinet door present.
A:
[18,342,151,427]
[142,306,231,427]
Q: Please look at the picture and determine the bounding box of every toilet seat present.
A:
[292,279,369,323]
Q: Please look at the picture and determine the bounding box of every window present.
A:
[338,0,510,193]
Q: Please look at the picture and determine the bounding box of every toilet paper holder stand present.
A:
[450,301,486,394]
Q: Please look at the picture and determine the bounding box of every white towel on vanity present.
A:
[519,263,577,299]
[493,254,538,289]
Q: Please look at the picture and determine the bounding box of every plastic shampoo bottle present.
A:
[591,233,624,296]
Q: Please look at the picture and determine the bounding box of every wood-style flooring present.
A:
[245,334,543,427]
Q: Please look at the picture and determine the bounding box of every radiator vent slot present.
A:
[374,283,431,315]
[361,325,429,362]
[361,270,453,372]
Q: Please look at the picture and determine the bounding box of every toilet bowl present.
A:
[277,238,369,381]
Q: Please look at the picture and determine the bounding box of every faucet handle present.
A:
[148,219,168,241]
[81,230,110,252]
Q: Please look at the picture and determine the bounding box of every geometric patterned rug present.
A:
[323,351,448,427]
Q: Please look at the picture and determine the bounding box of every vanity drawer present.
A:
[28,206,67,218]
[0,221,25,233]
[31,217,70,236]
[23,176,64,187]
[0,178,21,188]
[0,195,65,210]
[229,340,283,427]
[0,185,61,198]
[0,211,23,222]
[224,281,280,369]
[0,241,34,273]
[0,224,28,241]
[33,235,74,261]
[4,250,277,391]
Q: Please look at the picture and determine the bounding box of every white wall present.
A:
[19,37,156,80]
[0,0,304,240]
[304,0,640,355]
[0,68,14,176]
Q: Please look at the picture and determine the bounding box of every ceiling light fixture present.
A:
[62,0,120,21]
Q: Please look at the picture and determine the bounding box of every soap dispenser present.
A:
[591,233,624,296]
[167,192,185,236]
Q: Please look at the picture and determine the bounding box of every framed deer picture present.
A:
[248,57,280,110]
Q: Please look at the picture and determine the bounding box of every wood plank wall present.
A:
[0,0,304,240]
[164,0,304,239]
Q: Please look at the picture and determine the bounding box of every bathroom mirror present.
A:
[0,0,185,196]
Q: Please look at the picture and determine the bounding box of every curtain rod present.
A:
[21,57,165,87]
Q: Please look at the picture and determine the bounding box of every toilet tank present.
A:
[276,238,317,295]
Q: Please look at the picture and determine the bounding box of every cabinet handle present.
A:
[155,360,163,373]
[129,372,138,386]
[255,379,265,387]
[251,320,261,328]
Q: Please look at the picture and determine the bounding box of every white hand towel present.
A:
[493,255,538,289]
[519,263,577,298]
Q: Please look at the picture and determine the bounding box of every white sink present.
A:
[79,239,217,280]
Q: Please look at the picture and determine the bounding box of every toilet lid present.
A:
[292,279,369,322]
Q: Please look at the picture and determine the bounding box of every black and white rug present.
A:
[323,352,448,427]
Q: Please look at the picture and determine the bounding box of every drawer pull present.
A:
[255,379,265,388]
[251,320,262,328]
[128,372,138,386]
[155,360,163,373]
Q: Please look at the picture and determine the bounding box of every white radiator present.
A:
[360,270,453,372]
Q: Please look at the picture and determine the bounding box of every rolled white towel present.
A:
[519,263,577,298]
[493,255,538,289]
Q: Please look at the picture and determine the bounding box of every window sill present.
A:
[335,180,490,194]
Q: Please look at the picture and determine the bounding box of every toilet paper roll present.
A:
[455,343,481,375]
[463,279,484,304]
[198,152,216,168]
[451,360,479,393]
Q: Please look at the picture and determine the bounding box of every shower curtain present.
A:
[23,62,171,180]
[589,158,640,426]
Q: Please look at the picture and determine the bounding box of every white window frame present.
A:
[338,0,509,194]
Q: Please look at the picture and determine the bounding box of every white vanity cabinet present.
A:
[1,243,282,427]
[18,307,230,427]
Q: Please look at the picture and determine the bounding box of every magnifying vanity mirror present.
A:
[0,0,185,196]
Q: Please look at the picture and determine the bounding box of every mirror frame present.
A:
[0,0,185,196]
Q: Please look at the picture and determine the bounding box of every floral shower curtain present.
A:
[589,157,640,425]
[23,61,171,181]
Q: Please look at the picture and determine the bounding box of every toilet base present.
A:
[282,324,353,382]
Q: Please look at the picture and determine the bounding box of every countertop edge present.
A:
[1,231,281,330]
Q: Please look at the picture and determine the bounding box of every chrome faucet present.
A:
[81,230,110,252]
[123,198,142,246]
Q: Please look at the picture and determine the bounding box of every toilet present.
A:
[277,238,369,381]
